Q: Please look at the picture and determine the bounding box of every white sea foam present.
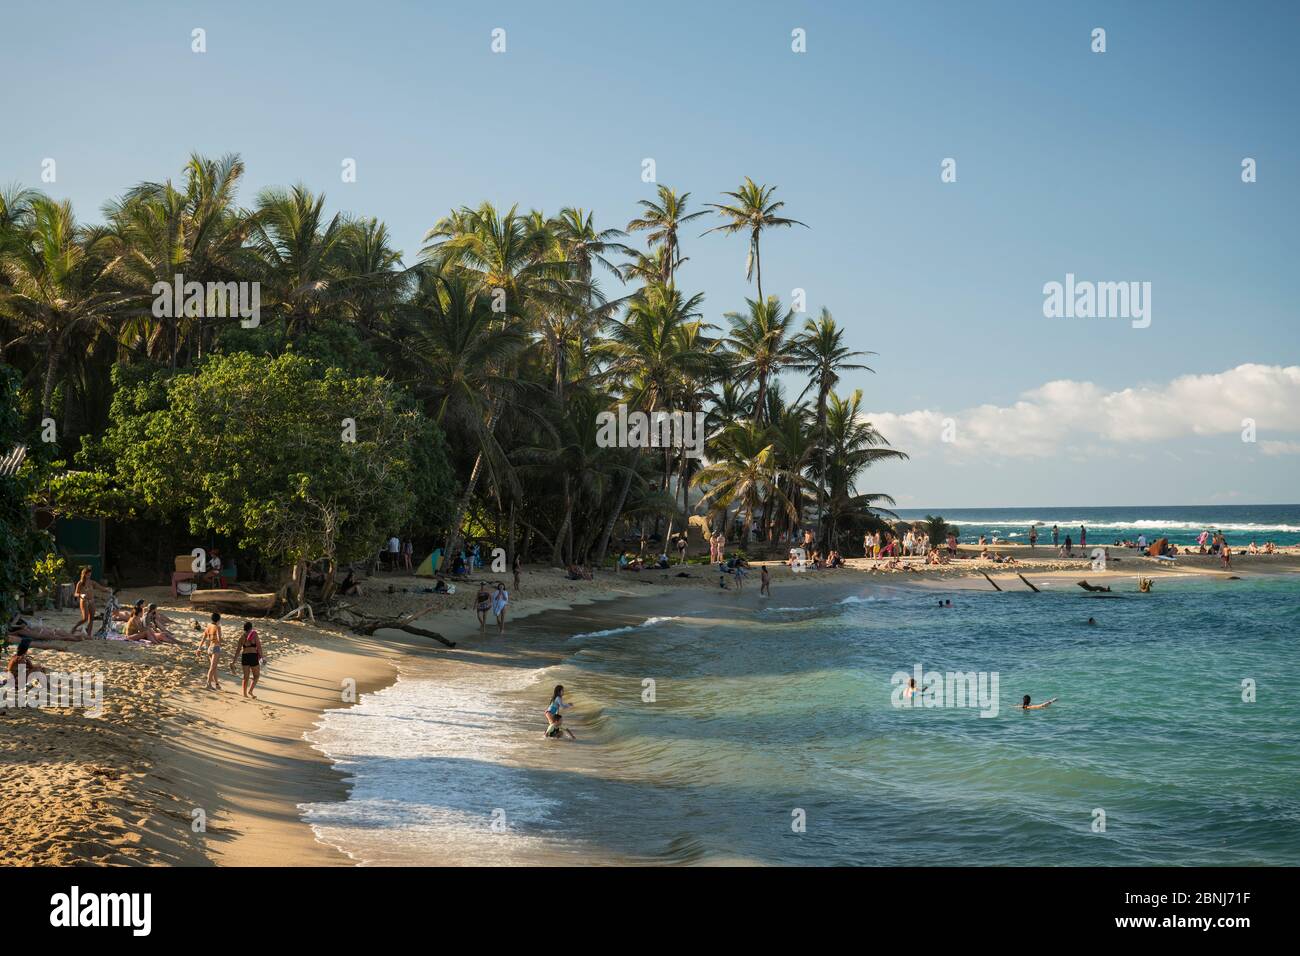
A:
[301,664,564,865]
[567,615,680,642]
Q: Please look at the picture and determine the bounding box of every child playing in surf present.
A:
[544,684,576,740]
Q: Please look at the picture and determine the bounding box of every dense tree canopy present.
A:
[0,153,910,597]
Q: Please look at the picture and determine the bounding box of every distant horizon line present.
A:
[892,503,1299,512]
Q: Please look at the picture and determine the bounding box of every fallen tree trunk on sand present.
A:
[325,602,457,648]
[190,589,278,615]
[1017,573,1040,592]
[1076,580,1112,593]
[979,571,1002,591]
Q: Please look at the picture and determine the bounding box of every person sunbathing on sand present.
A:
[121,604,154,642]
[144,604,179,644]
[7,614,83,643]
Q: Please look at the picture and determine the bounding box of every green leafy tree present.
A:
[103,352,453,601]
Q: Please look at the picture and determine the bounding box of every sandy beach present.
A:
[5,546,1297,867]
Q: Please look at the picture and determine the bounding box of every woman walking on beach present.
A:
[512,553,521,591]
[760,565,771,597]
[199,612,223,690]
[1080,525,1087,548]
[71,566,95,636]
[1052,525,1060,548]
[232,621,264,699]
[1029,525,1038,550]
[492,583,509,634]
[475,582,491,630]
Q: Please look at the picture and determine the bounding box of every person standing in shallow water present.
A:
[760,565,771,597]
[545,684,575,739]
[1052,525,1060,548]
[1080,525,1087,548]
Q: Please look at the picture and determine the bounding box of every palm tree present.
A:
[593,282,711,562]
[704,178,807,300]
[332,216,408,334]
[723,295,799,427]
[819,389,908,548]
[0,186,43,364]
[104,153,252,364]
[422,203,572,564]
[789,308,874,543]
[543,208,628,398]
[397,268,530,565]
[423,202,566,316]
[0,198,124,421]
[250,184,344,340]
[626,185,706,284]
[693,421,804,546]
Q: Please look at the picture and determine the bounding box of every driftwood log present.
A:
[326,602,456,648]
[1017,573,1040,592]
[1076,580,1112,593]
[980,571,1003,591]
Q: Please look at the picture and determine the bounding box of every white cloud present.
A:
[865,364,1300,458]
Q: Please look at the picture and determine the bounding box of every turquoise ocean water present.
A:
[303,570,1300,866]
[894,504,1300,547]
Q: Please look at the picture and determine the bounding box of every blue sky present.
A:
[3,0,1297,507]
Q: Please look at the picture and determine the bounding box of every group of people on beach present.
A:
[9,567,186,645]
[196,612,266,698]
[473,582,510,634]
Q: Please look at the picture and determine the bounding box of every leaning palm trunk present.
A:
[596,447,639,565]
[552,478,574,567]
[815,389,829,546]
[442,407,502,568]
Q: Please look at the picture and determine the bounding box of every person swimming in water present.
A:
[903,677,935,701]
[1019,694,1056,710]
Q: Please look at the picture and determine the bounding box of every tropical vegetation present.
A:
[0,157,909,596]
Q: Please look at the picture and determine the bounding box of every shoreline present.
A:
[7,550,1297,866]
[163,579,687,866]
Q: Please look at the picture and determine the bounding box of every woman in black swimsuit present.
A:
[232,621,264,699]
